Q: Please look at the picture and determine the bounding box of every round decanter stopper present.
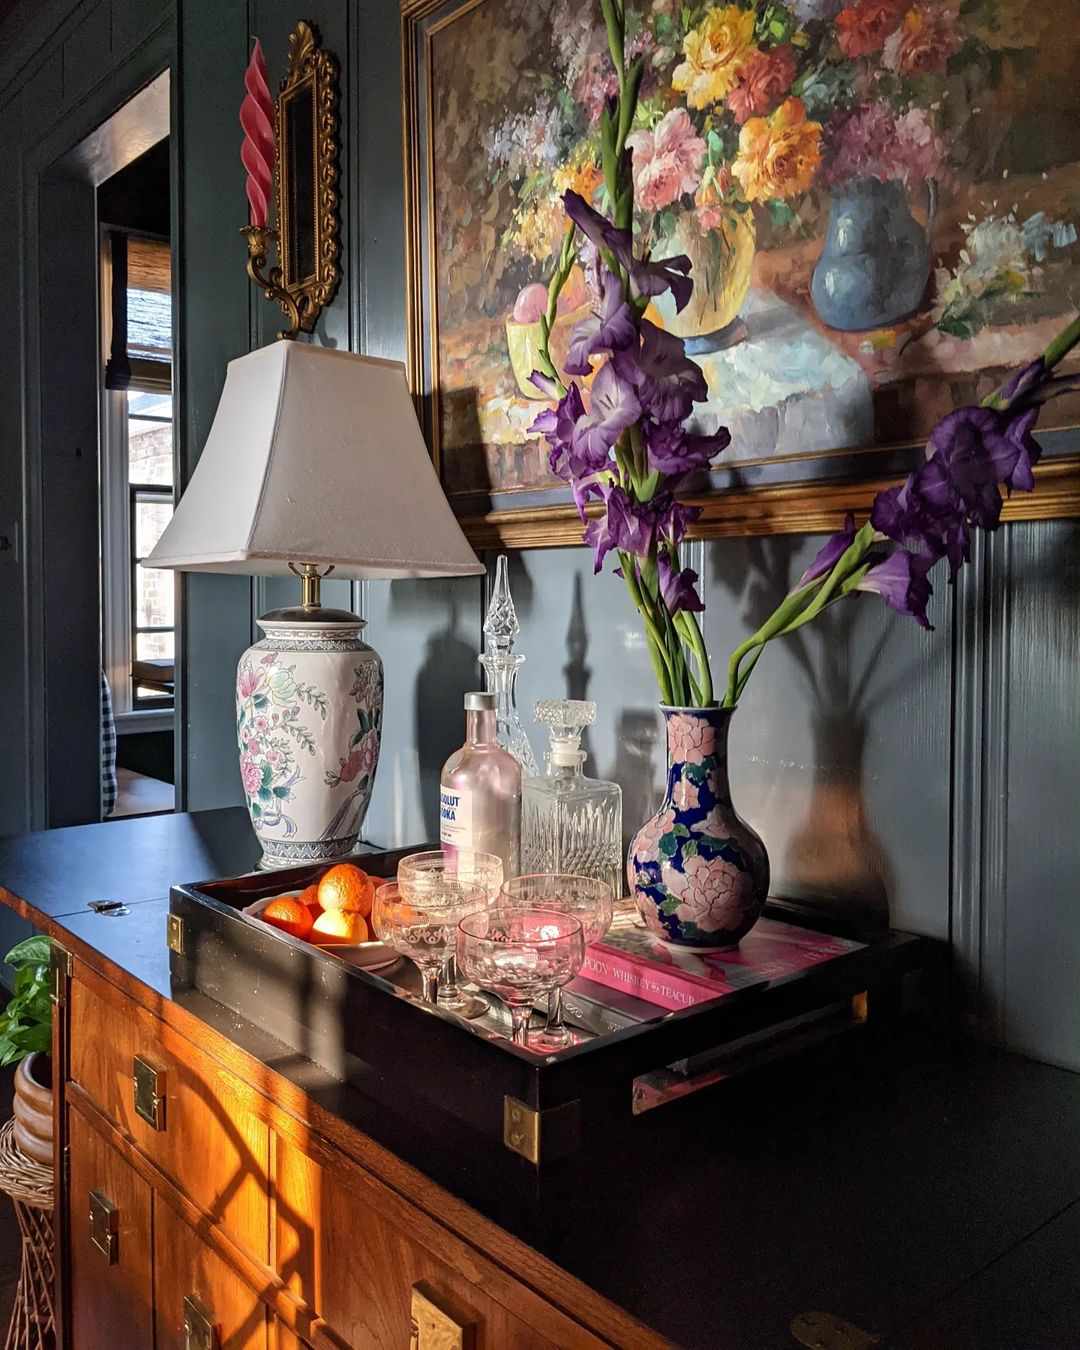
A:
[535,699,595,768]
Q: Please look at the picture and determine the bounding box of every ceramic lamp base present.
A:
[236,606,383,871]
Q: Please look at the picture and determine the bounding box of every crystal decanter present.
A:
[521,699,622,895]
[479,554,538,776]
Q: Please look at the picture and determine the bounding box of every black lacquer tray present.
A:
[169,854,936,1172]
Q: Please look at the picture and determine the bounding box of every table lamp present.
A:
[145,341,484,868]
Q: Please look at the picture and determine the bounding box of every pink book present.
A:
[581,914,865,1012]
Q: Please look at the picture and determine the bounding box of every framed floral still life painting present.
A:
[402,0,1080,547]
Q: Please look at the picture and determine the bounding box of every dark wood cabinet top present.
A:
[3,809,1080,1348]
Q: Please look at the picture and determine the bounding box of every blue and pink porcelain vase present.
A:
[628,706,769,948]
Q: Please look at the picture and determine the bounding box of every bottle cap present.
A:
[464,691,495,711]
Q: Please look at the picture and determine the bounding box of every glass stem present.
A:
[508,1003,531,1047]
[420,968,439,1005]
[546,986,565,1033]
[438,953,462,1004]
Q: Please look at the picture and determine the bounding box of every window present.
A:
[100,231,175,720]
[128,390,175,706]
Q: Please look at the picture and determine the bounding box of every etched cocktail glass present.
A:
[371,879,484,1007]
[456,907,585,1049]
[397,849,503,1018]
[499,873,614,1050]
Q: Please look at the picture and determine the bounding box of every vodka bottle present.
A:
[440,692,521,878]
[520,699,622,896]
[479,555,538,776]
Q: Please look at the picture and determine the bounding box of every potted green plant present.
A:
[0,936,54,1167]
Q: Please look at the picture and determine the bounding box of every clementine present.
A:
[298,883,322,916]
[317,863,374,917]
[261,896,314,940]
[310,908,368,945]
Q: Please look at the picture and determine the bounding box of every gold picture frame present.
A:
[401,0,1080,550]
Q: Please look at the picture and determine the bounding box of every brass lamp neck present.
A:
[288,561,336,610]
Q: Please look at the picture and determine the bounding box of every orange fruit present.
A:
[298,883,322,916]
[317,863,374,917]
[310,908,368,945]
[261,896,314,940]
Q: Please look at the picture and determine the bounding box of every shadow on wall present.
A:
[711,535,908,932]
[412,592,478,844]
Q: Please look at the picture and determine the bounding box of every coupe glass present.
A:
[456,907,585,1049]
[397,849,503,1018]
[499,873,614,1050]
[371,880,482,1007]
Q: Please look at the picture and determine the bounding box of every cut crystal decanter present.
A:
[479,555,538,776]
[521,699,623,896]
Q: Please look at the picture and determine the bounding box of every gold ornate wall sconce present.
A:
[241,21,340,339]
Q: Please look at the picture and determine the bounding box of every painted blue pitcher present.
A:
[811,176,936,332]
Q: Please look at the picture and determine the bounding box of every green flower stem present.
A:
[621,552,675,704]
[675,609,714,706]
[982,312,1080,411]
[722,524,875,707]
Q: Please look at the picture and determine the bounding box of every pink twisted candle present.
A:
[240,38,274,228]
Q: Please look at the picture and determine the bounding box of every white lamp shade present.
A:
[145,341,484,579]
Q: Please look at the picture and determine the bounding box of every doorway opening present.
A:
[98,136,177,818]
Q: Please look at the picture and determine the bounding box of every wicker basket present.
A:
[0,1118,54,1350]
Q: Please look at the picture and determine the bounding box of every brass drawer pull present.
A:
[88,1189,118,1264]
[133,1055,166,1130]
[183,1294,218,1350]
[410,1283,472,1349]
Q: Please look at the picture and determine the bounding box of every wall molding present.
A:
[459,457,1080,551]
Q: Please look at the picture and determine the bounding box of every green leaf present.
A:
[272,786,290,799]
[682,839,699,859]
[10,1022,50,1054]
[660,897,681,916]
[672,823,691,838]
[0,1039,21,1068]
[767,200,797,231]
[251,802,262,818]
[260,762,272,788]
[659,831,680,858]
[5,936,50,970]
[258,787,272,803]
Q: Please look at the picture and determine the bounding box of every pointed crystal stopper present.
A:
[483,554,520,654]
[480,555,538,775]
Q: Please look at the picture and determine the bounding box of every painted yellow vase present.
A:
[662,208,756,346]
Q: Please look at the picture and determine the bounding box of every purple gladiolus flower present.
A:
[614,321,708,424]
[570,362,641,469]
[871,404,1045,575]
[563,191,634,270]
[798,513,857,586]
[644,420,730,477]
[564,270,638,376]
[658,555,705,613]
[530,382,586,479]
[854,550,934,630]
[998,357,1045,408]
[631,253,694,315]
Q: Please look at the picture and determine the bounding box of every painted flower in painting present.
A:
[732,98,823,203]
[672,5,757,110]
[835,0,906,59]
[727,44,798,125]
[694,166,734,231]
[627,109,706,212]
[882,4,963,77]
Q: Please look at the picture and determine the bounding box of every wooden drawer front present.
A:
[154,1195,268,1350]
[274,1139,564,1349]
[68,1107,154,1350]
[70,970,270,1262]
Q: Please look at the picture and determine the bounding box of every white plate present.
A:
[242,893,398,972]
